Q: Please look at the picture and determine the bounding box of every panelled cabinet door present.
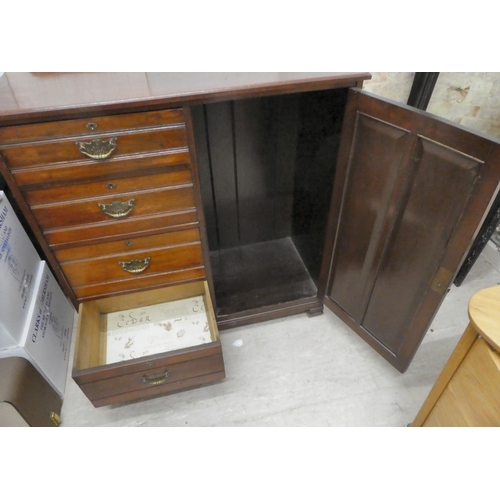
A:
[323,88,500,373]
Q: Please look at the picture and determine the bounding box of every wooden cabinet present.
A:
[412,285,500,426]
[1,72,500,406]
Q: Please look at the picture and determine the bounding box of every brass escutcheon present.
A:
[76,137,117,159]
[118,257,150,274]
[98,199,135,218]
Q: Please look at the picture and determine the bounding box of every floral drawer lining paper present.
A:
[105,295,211,364]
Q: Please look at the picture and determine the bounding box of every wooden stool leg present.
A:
[411,323,477,427]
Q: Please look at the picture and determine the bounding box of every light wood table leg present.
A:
[411,323,477,427]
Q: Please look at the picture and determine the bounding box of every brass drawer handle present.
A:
[143,371,170,386]
[76,137,117,159]
[118,257,150,274]
[98,199,135,218]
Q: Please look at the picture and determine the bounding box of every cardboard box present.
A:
[0,261,75,397]
[0,191,42,349]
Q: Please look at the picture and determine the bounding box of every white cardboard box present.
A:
[0,261,75,396]
[0,190,41,350]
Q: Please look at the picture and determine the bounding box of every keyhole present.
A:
[106,183,116,190]
[126,240,133,247]
[86,122,98,131]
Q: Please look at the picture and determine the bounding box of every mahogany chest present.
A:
[1,72,499,407]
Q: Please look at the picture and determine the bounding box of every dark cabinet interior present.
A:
[191,88,348,320]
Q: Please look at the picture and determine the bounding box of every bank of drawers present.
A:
[0,108,225,407]
[0,108,205,301]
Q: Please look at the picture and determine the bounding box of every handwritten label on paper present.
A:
[105,296,212,364]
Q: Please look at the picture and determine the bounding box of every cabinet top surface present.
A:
[469,285,500,351]
[0,72,371,124]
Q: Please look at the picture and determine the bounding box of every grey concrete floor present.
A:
[60,254,500,427]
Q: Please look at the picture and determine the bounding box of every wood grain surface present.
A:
[468,285,500,351]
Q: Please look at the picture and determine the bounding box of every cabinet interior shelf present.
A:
[210,237,318,316]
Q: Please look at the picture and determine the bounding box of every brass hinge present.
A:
[431,267,453,294]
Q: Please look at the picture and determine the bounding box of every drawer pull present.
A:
[76,137,117,159]
[98,199,135,218]
[119,257,150,274]
[143,371,170,386]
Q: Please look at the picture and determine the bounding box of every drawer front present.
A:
[76,347,224,406]
[25,169,193,205]
[31,185,196,231]
[45,210,199,248]
[61,240,204,288]
[91,371,225,407]
[54,228,201,262]
[12,151,191,189]
[0,108,185,145]
[1,127,188,169]
[73,267,206,300]
[57,229,205,299]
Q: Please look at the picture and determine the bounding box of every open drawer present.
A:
[72,281,225,407]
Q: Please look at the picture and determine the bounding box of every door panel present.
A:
[328,113,410,322]
[362,137,483,353]
[324,89,500,372]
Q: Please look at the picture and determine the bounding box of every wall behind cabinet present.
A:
[363,72,415,102]
[362,73,500,140]
[427,73,500,137]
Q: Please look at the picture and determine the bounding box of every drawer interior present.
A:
[74,281,219,372]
